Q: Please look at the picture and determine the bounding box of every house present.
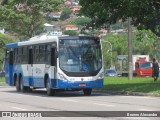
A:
[65,0,72,6]
[64,24,78,31]
[48,11,61,19]
[15,3,29,12]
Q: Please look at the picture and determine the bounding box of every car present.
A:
[105,69,118,77]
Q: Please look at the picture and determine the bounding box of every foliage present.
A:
[63,30,78,36]
[101,33,128,68]
[71,17,92,27]
[79,0,160,37]
[133,29,160,59]
[60,7,71,20]
[0,33,17,68]
[0,0,64,39]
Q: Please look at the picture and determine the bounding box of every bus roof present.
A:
[6,35,59,48]
[6,35,99,48]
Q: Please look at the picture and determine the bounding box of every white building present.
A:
[0,28,5,34]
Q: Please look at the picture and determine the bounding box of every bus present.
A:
[5,35,104,96]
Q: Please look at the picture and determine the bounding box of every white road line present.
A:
[122,96,158,100]
[11,107,27,111]
[11,117,21,120]
[60,99,78,103]
[94,103,115,107]
[139,109,155,111]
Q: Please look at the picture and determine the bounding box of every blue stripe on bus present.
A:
[6,42,18,48]
[55,79,103,89]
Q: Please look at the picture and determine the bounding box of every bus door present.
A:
[5,49,14,85]
[51,46,57,87]
[28,48,33,86]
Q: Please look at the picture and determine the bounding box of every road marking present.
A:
[11,118,21,120]
[94,103,115,107]
[122,96,158,100]
[60,99,78,103]
[11,107,27,111]
[139,109,155,111]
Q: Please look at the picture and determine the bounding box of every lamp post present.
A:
[102,40,112,68]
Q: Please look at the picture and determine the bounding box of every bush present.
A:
[63,30,78,36]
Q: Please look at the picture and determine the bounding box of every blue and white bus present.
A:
[5,35,104,96]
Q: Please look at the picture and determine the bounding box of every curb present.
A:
[93,90,160,97]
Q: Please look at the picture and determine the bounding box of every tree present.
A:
[0,33,17,68]
[133,30,160,59]
[71,17,92,27]
[79,0,160,37]
[101,33,128,68]
[0,0,64,39]
[60,7,71,20]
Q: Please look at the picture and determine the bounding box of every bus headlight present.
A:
[97,72,104,80]
[58,73,68,81]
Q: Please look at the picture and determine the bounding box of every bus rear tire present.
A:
[83,88,92,96]
[46,80,55,96]
[20,76,27,93]
[16,79,20,92]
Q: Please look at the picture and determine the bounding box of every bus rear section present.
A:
[5,36,104,96]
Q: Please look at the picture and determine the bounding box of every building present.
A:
[0,28,5,34]
[64,24,78,31]
[48,12,61,19]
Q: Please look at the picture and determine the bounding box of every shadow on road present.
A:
[1,86,108,98]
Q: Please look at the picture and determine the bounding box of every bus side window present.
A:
[9,51,13,65]
[51,47,56,66]
[45,45,51,64]
[5,49,9,63]
[28,48,33,64]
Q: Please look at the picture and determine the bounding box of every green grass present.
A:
[100,77,160,94]
[0,77,5,83]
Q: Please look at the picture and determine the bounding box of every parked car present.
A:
[105,69,118,77]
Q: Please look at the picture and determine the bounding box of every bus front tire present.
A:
[83,88,92,96]
[46,80,55,96]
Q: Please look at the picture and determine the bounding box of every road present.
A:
[0,86,160,120]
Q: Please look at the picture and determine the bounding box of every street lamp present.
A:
[102,40,113,68]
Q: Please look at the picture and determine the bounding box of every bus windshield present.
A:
[139,62,152,68]
[59,39,102,74]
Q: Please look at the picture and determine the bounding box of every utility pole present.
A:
[128,17,133,80]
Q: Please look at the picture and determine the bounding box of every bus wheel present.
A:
[46,79,55,96]
[20,76,27,93]
[16,79,20,92]
[83,88,92,96]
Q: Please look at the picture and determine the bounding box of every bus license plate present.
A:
[78,83,86,87]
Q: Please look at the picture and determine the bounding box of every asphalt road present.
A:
[0,86,160,120]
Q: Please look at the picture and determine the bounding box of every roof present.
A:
[6,35,58,48]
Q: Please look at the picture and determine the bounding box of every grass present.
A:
[0,77,5,83]
[0,77,7,86]
[100,77,160,94]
